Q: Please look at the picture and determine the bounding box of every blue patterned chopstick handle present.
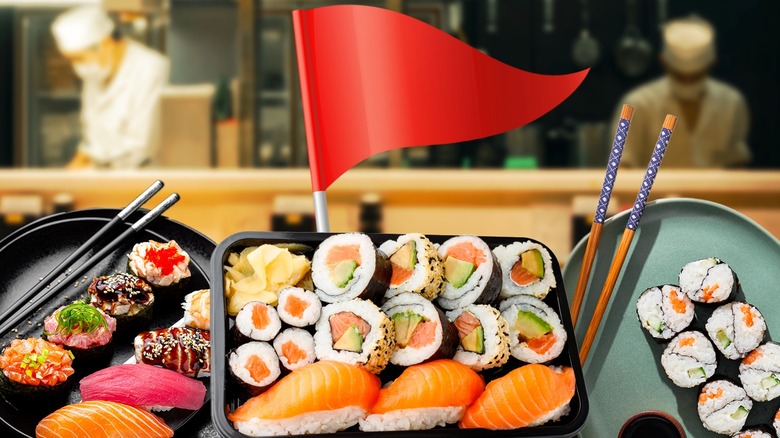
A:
[626,127,673,230]
[594,117,631,223]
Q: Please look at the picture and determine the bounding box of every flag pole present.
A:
[313,190,330,232]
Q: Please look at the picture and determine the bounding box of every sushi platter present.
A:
[564,198,780,437]
[0,208,216,437]
[211,232,589,438]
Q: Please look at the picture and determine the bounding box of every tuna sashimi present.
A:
[80,364,206,411]
[36,400,173,438]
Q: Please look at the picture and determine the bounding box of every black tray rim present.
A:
[210,231,589,438]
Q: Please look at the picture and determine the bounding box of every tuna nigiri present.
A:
[360,359,485,431]
[36,400,173,438]
[460,364,576,429]
[228,360,381,436]
[80,363,207,411]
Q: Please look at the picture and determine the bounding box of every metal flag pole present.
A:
[313,190,331,232]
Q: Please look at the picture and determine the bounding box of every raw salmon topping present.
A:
[699,387,723,403]
[741,305,755,327]
[447,242,486,267]
[679,337,695,348]
[284,295,309,318]
[246,355,271,382]
[329,312,371,342]
[455,312,481,339]
[743,349,762,366]
[251,304,271,329]
[701,284,719,302]
[281,341,307,365]
[669,291,688,314]
[0,338,74,386]
[326,245,362,266]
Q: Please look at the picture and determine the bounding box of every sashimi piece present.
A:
[447,242,487,267]
[460,364,576,429]
[36,400,173,438]
[80,364,206,411]
[407,321,437,349]
[329,312,372,341]
[228,361,380,422]
[284,295,309,319]
[326,245,362,266]
[371,359,484,414]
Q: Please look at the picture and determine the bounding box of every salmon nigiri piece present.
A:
[460,364,576,430]
[228,361,381,435]
[36,400,173,438]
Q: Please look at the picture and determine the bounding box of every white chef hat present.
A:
[51,6,115,54]
[661,17,716,74]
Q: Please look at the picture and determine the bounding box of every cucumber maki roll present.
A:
[661,331,717,388]
[732,428,774,438]
[706,302,766,360]
[88,273,154,333]
[0,338,75,402]
[128,240,191,299]
[378,233,445,301]
[436,236,502,310]
[499,295,567,363]
[493,241,557,299]
[698,380,752,435]
[42,302,116,368]
[739,342,780,402]
[447,304,510,371]
[636,285,694,340]
[680,257,739,304]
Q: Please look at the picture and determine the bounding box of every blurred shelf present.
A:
[35,91,80,100]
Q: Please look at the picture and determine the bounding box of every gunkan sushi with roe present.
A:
[128,240,191,296]
[43,301,116,367]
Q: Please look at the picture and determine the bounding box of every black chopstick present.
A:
[0,180,164,327]
[0,193,180,337]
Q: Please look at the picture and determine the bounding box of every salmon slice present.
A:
[36,400,173,438]
[326,245,362,266]
[678,337,695,348]
[526,333,557,354]
[743,350,762,366]
[228,361,380,421]
[510,262,540,286]
[741,304,755,327]
[460,364,576,429]
[455,312,481,339]
[390,266,414,287]
[447,242,486,267]
[408,321,436,349]
[669,290,688,314]
[371,359,484,414]
[246,355,271,382]
[329,312,371,342]
[252,304,271,329]
[701,284,719,302]
[284,295,309,319]
[281,341,307,365]
[699,387,723,403]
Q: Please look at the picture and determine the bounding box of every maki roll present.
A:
[43,302,116,367]
[234,302,282,343]
[134,327,210,377]
[661,331,717,388]
[732,428,774,438]
[128,240,191,298]
[447,305,511,371]
[775,408,780,438]
[436,236,502,310]
[740,343,780,402]
[499,296,567,363]
[493,241,556,299]
[273,328,316,371]
[706,302,766,360]
[0,338,74,401]
[381,293,459,367]
[88,273,154,331]
[378,233,445,301]
[680,257,739,304]
[698,380,752,435]
[229,342,281,396]
[182,289,210,330]
[636,285,694,340]
[312,233,391,305]
[277,287,322,328]
[314,299,395,374]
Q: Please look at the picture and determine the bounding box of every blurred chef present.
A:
[612,17,750,168]
[52,6,169,169]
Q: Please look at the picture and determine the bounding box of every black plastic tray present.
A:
[211,232,589,438]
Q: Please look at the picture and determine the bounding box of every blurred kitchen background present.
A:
[0,0,778,261]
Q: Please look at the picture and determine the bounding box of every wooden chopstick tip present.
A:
[663,114,678,131]
[620,104,635,121]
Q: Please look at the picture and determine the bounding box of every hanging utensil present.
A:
[542,0,555,33]
[572,0,600,67]
[615,0,653,77]
[657,0,668,32]
[486,0,498,34]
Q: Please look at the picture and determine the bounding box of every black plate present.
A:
[211,232,589,438]
[0,209,215,437]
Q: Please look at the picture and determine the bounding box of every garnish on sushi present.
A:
[0,338,74,401]
[43,301,116,366]
[36,400,173,438]
[88,272,154,331]
[128,240,192,297]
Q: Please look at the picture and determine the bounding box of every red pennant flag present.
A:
[293,5,588,192]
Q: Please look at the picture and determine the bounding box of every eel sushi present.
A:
[739,342,780,402]
[436,236,502,310]
[228,361,381,436]
[88,272,154,330]
[42,301,116,367]
[636,285,694,340]
[698,380,752,435]
[312,233,391,305]
[277,287,321,328]
[273,328,316,371]
[234,301,282,343]
[500,295,567,363]
[229,342,281,396]
[680,257,739,304]
[493,241,557,299]
[359,359,485,431]
[378,233,445,301]
[706,302,766,360]
[381,292,459,366]
[134,327,210,377]
[80,363,206,411]
[447,304,511,371]
[182,289,210,330]
[128,240,191,297]
[36,400,173,438]
[460,364,576,429]
[0,338,74,401]
[661,331,717,388]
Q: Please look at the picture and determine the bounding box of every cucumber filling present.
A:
[687,368,706,379]
[730,406,748,420]
[716,330,731,348]
[761,375,780,389]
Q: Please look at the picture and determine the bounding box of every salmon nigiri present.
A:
[360,359,485,431]
[36,400,173,438]
[228,360,381,435]
[460,364,576,429]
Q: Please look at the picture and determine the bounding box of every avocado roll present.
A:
[706,302,766,360]
[661,331,717,388]
[42,301,116,368]
[273,328,316,371]
[381,293,458,367]
[0,338,74,402]
[636,285,694,340]
[446,304,510,371]
[128,240,191,299]
[87,273,154,332]
[277,287,322,328]
[234,301,282,343]
[499,295,567,363]
[493,241,556,299]
[312,233,391,305]
[229,342,281,396]
[378,233,445,301]
[739,342,780,402]
[680,257,739,304]
[436,236,502,310]
[698,380,752,435]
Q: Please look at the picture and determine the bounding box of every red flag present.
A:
[293,5,588,192]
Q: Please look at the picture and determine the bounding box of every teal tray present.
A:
[563,198,780,437]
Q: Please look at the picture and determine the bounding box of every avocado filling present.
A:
[330,259,358,288]
[515,310,552,342]
[730,406,748,420]
[462,326,485,354]
[444,256,475,288]
[333,325,363,353]
[392,311,426,348]
[390,241,416,270]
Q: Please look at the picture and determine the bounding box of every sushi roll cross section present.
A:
[182,289,210,330]
[739,342,780,402]
[273,328,316,371]
[636,285,694,340]
[698,380,752,435]
[0,338,74,400]
[134,327,211,377]
[36,400,173,438]
[493,241,557,299]
[775,407,780,437]
[88,273,154,327]
[229,342,281,396]
[436,236,502,310]
[732,427,774,438]
[706,302,766,360]
[43,302,116,365]
[277,287,322,328]
[661,331,717,388]
[500,296,567,363]
[128,240,192,293]
[234,302,282,342]
[378,234,445,301]
[447,304,511,371]
[680,257,739,304]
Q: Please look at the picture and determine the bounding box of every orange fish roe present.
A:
[701,284,719,302]
[743,349,762,366]
[146,244,185,276]
[741,305,755,328]
[679,337,695,348]
[669,291,688,314]
[699,387,723,404]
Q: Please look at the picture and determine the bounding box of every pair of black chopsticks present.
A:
[0,181,180,336]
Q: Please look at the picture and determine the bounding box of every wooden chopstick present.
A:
[0,180,164,327]
[0,193,180,337]
[578,115,678,365]
[571,105,634,327]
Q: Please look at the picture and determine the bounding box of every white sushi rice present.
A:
[229,342,281,389]
[661,331,717,388]
[436,236,499,310]
[235,302,282,341]
[277,287,322,327]
[378,233,444,300]
[636,285,694,340]
[528,402,571,427]
[733,429,772,438]
[359,407,465,431]
[381,293,444,366]
[680,258,736,303]
[234,406,366,436]
[312,233,380,303]
[446,305,510,371]
[128,240,191,287]
[698,380,752,435]
[493,241,556,299]
[273,328,316,371]
[739,342,780,402]
[499,295,567,363]
[706,302,766,360]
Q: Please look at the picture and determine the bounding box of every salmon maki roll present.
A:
[228,361,381,436]
[493,241,557,299]
[460,364,576,429]
[234,301,282,343]
[277,287,322,328]
[436,236,502,310]
[273,328,316,371]
[500,296,567,363]
[379,233,445,301]
[36,400,173,438]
